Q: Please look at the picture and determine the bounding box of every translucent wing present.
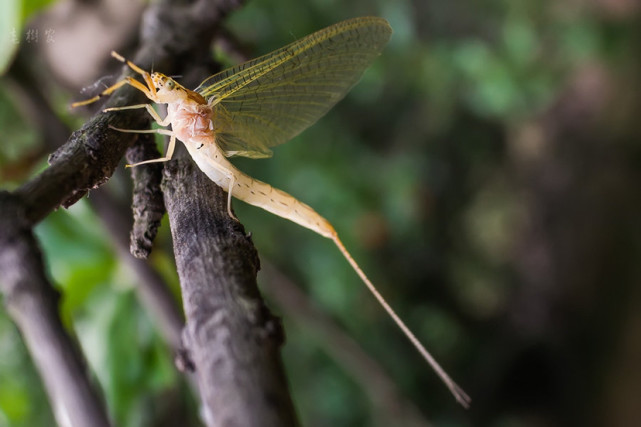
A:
[196,17,392,158]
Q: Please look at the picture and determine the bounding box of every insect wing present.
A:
[198,17,392,158]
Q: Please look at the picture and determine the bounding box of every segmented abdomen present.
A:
[232,173,336,239]
[185,140,336,239]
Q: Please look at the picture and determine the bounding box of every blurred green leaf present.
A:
[0,0,21,75]
[0,85,42,182]
[0,0,58,75]
[35,200,116,326]
[503,18,537,67]
[0,377,29,422]
[76,287,178,426]
[0,312,53,426]
[21,0,56,23]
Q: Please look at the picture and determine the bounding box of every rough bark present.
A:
[163,155,300,427]
[16,102,149,225]
[126,135,166,259]
[0,193,110,427]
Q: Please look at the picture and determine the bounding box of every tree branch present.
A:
[163,155,300,426]
[0,193,110,427]
[16,102,149,225]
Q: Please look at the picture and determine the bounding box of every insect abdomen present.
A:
[186,141,336,238]
[232,174,337,239]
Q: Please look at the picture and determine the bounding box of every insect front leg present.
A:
[71,52,158,109]
[110,51,156,97]
[71,76,157,108]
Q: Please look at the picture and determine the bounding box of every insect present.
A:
[72,16,470,407]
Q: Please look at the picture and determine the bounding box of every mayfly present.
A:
[72,16,470,407]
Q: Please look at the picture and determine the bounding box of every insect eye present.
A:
[166,80,175,90]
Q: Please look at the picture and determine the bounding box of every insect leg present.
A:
[110,51,156,97]
[196,156,239,220]
[124,132,176,167]
[226,175,239,221]
[106,126,176,167]
[71,76,157,108]
[103,104,171,126]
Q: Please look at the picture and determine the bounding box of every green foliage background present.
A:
[2,0,641,425]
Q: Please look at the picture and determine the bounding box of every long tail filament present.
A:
[332,235,471,408]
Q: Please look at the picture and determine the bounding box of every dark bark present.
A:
[0,193,110,427]
[126,135,166,259]
[16,103,149,225]
[163,155,299,427]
